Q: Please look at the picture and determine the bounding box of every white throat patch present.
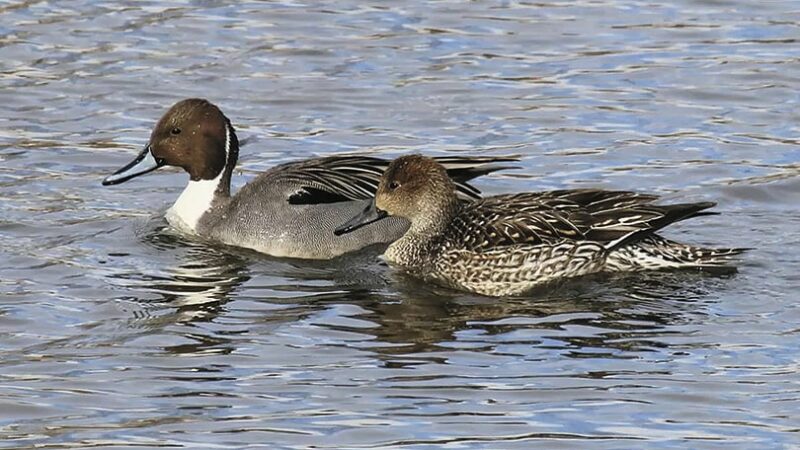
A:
[166,124,230,233]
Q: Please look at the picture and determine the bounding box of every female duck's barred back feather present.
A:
[424,192,743,296]
[442,189,720,252]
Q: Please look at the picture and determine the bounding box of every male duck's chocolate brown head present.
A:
[102,98,238,187]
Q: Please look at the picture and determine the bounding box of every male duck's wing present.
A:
[275,155,517,205]
[429,155,519,199]
[450,189,716,251]
[278,156,385,204]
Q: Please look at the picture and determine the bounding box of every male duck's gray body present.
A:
[102,99,515,259]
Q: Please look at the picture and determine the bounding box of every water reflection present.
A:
[3,0,796,444]
[109,219,740,368]
[353,269,737,360]
[112,223,246,306]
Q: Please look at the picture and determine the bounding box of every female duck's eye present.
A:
[388,181,401,190]
[170,127,181,135]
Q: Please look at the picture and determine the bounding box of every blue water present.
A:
[1,1,799,448]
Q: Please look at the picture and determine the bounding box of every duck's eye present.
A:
[388,181,401,190]
[170,127,181,135]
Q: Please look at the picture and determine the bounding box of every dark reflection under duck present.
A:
[309,266,740,363]
[103,212,739,366]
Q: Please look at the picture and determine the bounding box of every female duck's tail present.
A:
[605,235,748,272]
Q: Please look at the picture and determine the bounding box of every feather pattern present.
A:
[442,189,710,250]
[356,156,746,297]
[279,155,518,204]
[405,190,743,296]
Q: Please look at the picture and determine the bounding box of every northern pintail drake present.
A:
[102,99,516,259]
[335,155,746,297]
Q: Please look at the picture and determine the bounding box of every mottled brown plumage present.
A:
[336,155,745,296]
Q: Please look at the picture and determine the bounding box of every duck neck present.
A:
[386,193,459,267]
[215,119,239,198]
[167,121,239,233]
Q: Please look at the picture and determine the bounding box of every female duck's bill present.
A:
[102,144,165,185]
[334,202,387,235]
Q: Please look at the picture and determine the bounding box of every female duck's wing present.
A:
[543,190,717,247]
[450,189,716,251]
[449,193,589,250]
[272,155,517,205]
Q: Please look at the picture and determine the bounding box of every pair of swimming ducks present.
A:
[103,99,744,297]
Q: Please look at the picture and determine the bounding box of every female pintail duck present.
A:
[102,99,516,259]
[335,155,745,297]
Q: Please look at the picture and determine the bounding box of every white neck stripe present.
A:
[222,121,231,167]
[165,124,231,233]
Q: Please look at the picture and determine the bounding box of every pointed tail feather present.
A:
[604,202,718,252]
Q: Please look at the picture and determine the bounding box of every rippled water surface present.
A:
[2,1,799,448]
